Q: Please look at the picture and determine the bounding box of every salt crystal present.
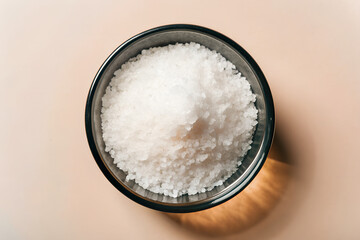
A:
[101,42,258,197]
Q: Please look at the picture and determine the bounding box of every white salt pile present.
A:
[101,42,258,198]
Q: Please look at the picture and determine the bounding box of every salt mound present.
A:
[101,42,258,198]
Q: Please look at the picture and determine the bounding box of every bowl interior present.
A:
[89,27,272,209]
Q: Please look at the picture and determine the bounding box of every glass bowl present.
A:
[85,24,275,213]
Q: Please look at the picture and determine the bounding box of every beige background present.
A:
[1,0,360,239]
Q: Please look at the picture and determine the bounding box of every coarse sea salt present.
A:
[101,42,258,198]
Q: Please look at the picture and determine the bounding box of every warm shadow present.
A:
[164,133,293,236]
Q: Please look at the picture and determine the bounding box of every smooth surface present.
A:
[1,0,360,239]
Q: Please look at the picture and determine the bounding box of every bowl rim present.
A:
[85,24,275,213]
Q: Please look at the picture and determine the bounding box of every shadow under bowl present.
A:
[85,24,274,213]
